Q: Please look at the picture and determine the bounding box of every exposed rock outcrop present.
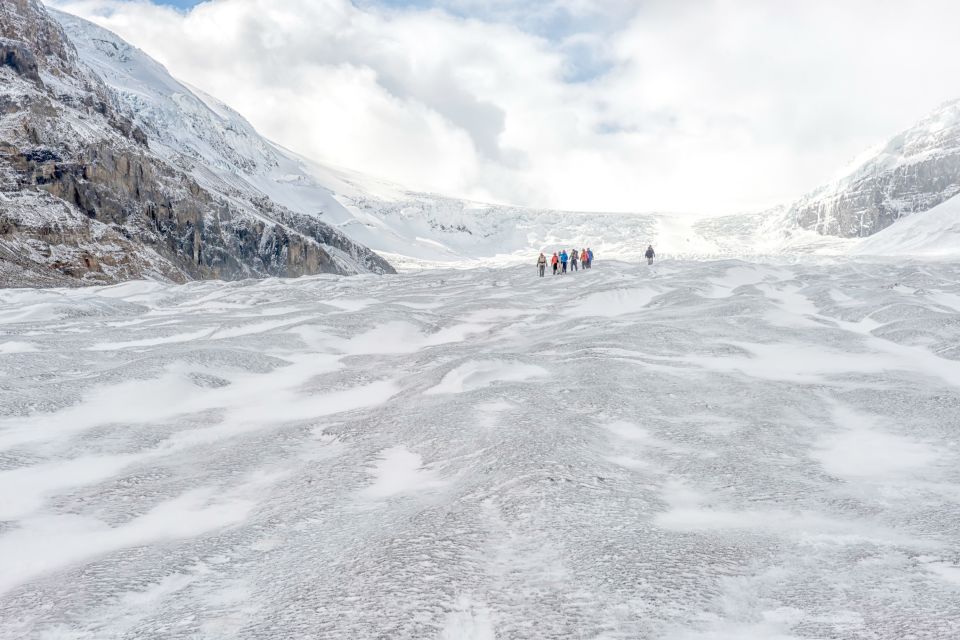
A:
[0,36,39,84]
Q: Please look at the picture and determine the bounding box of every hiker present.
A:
[582,248,590,269]
[570,249,579,272]
[560,249,568,274]
[537,252,547,277]
[645,245,655,265]
[551,252,559,275]
[587,248,594,267]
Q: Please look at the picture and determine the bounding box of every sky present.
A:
[46,0,960,214]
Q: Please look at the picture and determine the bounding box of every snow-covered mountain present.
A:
[0,0,392,287]
[54,10,804,267]
[59,7,960,268]
[786,99,960,238]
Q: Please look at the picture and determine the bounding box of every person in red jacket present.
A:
[551,252,559,275]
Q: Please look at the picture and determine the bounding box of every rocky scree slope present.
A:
[786,99,960,238]
[0,0,393,287]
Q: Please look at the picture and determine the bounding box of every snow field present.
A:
[0,260,959,638]
[854,193,960,258]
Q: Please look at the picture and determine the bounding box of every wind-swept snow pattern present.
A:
[1,260,960,638]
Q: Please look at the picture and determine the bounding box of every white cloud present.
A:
[46,0,960,214]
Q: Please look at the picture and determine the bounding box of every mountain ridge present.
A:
[0,0,393,287]
[785,98,960,238]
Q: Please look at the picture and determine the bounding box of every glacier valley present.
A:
[1,259,959,639]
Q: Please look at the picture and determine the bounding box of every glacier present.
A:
[1,260,959,638]
[2,6,959,638]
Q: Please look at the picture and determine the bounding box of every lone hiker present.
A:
[537,252,547,277]
[645,245,656,265]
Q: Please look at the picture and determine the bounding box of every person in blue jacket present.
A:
[560,250,568,274]
[587,248,594,267]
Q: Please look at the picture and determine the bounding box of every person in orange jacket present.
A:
[551,252,559,275]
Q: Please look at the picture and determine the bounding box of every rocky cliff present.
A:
[0,0,393,287]
[788,99,960,238]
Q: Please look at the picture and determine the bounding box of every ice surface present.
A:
[360,446,444,499]
[425,360,549,395]
[813,407,939,479]
[1,259,960,638]
[0,341,38,354]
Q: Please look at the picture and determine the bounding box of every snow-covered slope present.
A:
[55,10,309,189]
[786,99,960,238]
[2,260,959,637]
[0,0,392,288]
[854,193,960,257]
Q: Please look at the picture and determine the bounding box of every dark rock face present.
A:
[0,36,40,83]
[0,0,83,78]
[0,0,393,286]
[789,100,960,238]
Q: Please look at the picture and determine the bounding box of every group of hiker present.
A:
[536,245,656,277]
[537,248,594,276]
